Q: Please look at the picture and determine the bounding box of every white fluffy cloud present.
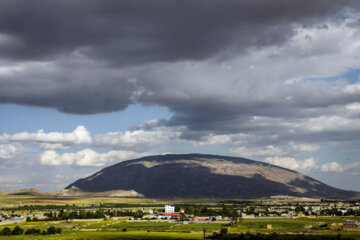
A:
[40,148,148,167]
[320,162,344,172]
[93,128,180,151]
[0,126,92,149]
[0,144,21,159]
[265,157,317,171]
[265,157,348,173]
[346,102,360,111]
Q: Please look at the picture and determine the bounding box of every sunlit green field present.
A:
[1,217,360,239]
[1,195,360,239]
[0,231,203,239]
[0,219,205,239]
[0,195,219,208]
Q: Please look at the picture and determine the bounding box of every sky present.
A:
[0,0,360,192]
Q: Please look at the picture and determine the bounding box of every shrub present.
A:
[25,228,41,235]
[47,226,57,235]
[1,227,11,236]
[220,227,228,235]
[11,226,24,235]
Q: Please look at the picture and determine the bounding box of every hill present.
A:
[0,188,47,196]
[0,187,143,198]
[66,154,360,199]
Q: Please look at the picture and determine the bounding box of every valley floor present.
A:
[1,217,360,239]
[1,195,360,239]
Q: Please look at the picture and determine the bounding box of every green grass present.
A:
[0,195,221,209]
[227,217,359,234]
[1,212,360,239]
[0,231,204,239]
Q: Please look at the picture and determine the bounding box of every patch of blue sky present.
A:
[309,142,357,165]
[304,68,360,84]
[0,103,172,135]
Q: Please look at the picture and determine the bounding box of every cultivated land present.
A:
[0,195,360,239]
[0,195,218,209]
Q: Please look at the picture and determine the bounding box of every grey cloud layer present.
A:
[0,0,349,62]
[0,0,360,145]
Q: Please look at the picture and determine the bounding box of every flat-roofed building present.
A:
[165,205,175,213]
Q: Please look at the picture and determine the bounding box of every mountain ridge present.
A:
[66,153,360,200]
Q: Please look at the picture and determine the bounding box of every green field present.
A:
[1,195,360,239]
[1,217,360,239]
[0,195,220,208]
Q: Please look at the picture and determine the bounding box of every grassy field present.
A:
[0,231,204,239]
[0,218,205,239]
[0,195,221,208]
[1,217,360,239]
[1,195,360,239]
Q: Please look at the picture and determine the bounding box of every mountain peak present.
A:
[67,153,359,199]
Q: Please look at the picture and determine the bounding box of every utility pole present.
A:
[203,227,206,240]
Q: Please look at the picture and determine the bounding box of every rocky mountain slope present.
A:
[66,154,360,199]
[54,186,143,197]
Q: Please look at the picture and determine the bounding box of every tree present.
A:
[25,228,41,235]
[11,226,24,235]
[46,226,57,235]
[186,206,195,215]
[222,206,233,217]
[295,205,305,213]
[1,227,11,236]
[220,227,228,235]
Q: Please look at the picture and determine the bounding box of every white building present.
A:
[165,205,175,213]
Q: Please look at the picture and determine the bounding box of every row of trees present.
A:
[44,209,105,220]
[0,226,24,235]
[0,226,61,236]
[320,208,359,216]
[43,209,150,220]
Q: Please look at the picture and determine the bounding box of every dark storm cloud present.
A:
[0,0,352,64]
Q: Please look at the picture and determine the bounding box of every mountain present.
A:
[66,154,360,199]
[0,188,47,196]
[0,187,143,198]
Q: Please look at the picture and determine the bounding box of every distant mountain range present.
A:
[66,154,360,199]
[0,187,143,198]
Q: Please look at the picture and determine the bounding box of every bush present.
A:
[0,227,11,236]
[38,226,62,235]
[47,226,57,235]
[25,228,41,235]
[11,226,24,235]
[220,227,228,235]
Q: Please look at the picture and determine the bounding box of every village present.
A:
[1,199,360,231]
